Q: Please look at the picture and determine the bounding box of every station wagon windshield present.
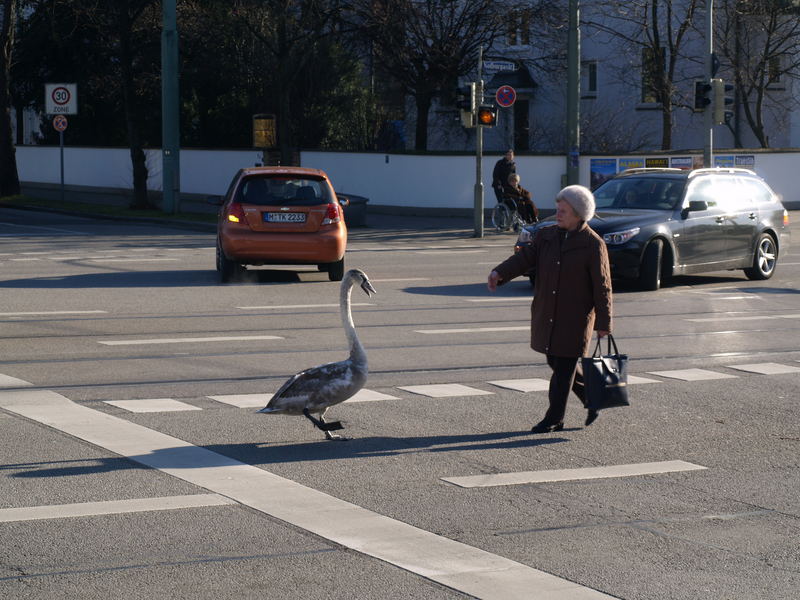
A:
[594,177,686,211]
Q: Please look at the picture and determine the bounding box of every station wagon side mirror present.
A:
[686,200,708,212]
[337,195,350,207]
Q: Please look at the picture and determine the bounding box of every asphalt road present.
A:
[0,207,798,599]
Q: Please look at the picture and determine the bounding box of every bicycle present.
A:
[491,197,527,232]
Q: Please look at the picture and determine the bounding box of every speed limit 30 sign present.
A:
[45,83,78,115]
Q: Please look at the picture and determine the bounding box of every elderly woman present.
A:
[502,173,539,224]
[487,185,613,432]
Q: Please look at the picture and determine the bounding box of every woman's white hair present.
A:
[556,185,596,221]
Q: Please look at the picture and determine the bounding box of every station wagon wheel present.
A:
[327,258,345,281]
[744,233,777,280]
[639,239,663,291]
[216,240,243,283]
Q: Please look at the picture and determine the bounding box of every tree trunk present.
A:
[0,0,20,197]
[413,93,431,151]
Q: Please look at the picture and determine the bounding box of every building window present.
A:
[507,9,531,46]
[641,47,665,104]
[768,56,783,86]
[582,61,598,97]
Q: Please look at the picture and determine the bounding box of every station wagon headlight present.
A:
[603,227,640,245]
[516,228,534,244]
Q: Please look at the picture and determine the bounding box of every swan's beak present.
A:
[360,279,377,297]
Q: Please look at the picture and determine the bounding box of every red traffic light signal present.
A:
[476,105,496,126]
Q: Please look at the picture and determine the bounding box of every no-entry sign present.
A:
[45,83,78,115]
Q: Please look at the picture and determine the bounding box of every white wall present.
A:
[14,146,800,210]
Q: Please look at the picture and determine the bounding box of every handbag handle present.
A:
[592,333,619,357]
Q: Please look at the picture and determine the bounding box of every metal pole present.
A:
[474,48,484,238]
[161,0,180,214]
[703,0,714,167]
[566,0,580,185]
[59,130,64,203]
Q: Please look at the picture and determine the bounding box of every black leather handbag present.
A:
[582,334,630,410]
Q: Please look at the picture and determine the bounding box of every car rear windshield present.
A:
[236,176,332,206]
[594,177,686,211]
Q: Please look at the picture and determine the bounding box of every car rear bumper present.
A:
[221,227,346,265]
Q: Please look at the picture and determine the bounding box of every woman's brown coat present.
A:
[493,223,612,357]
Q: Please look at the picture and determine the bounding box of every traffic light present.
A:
[694,80,711,112]
[711,78,734,125]
[456,83,476,128]
[476,105,497,127]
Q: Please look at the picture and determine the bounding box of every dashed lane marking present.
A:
[0,374,33,388]
[489,379,550,392]
[104,399,203,413]
[236,303,373,310]
[441,461,708,489]
[647,368,738,381]
[727,362,800,375]
[0,390,613,600]
[415,326,529,334]
[397,384,494,398]
[0,310,107,317]
[98,335,284,346]
[0,494,235,523]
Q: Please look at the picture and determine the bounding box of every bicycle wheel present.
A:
[491,203,512,231]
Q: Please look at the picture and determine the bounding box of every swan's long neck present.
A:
[341,277,367,368]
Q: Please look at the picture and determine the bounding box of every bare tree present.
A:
[347,0,507,151]
[0,0,20,197]
[716,0,800,147]
[583,0,701,150]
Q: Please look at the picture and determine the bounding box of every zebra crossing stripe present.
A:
[0,390,613,600]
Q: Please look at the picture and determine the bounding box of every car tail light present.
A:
[227,202,245,223]
[784,210,789,226]
[322,203,341,225]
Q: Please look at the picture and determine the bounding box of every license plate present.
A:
[264,212,306,223]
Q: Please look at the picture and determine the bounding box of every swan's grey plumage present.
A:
[258,269,375,439]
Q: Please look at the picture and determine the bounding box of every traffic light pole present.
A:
[162,0,180,214]
[703,0,714,167]
[565,0,580,185]
[474,49,484,238]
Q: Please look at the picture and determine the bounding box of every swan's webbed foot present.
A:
[304,408,347,440]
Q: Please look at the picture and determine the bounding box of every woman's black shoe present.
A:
[530,420,564,434]
[585,409,599,427]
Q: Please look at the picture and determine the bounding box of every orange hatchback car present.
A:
[213,167,348,282]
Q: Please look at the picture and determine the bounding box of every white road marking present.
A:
[442,461,708,488]
[415,250,487,255]
[0,310,107,317]
[727,362,800,375]
[98,335,284,346]
[370,278,431,283]
[415,326,528,334]
[89,258,180,263]
[9,258,40,261]
[0,223,88,235]
[0,390,613,600]
[345,389,401,403]
[647,369,738,381]
[0,494,235,523]
[489,379,550,392]
[104,399,203,413]
[686,314,800,322]
[0,374,33,388]
[236,303,373,310]
[209,393,273,408]
[398,384,494,398]
[465,297,530,303]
